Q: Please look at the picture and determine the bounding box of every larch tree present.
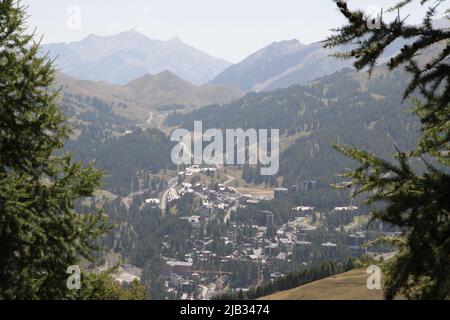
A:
[0,0,109,299]
[324,0,449,299]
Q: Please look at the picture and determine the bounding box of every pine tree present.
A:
[324,0,450,299]
[0,1,109,299]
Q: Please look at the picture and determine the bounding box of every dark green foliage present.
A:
[99,198,194,299]
[76,270,148,300]
[0,1,109,299]
[325,209,362,228]
[325,0,450,299]
[66,127,175,196]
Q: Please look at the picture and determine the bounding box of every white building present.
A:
[145,198,160,207]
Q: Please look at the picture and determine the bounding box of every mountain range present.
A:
[43,29,232,85]
[44,30,355,92]
[210,18,450,93]
[44,18,449,93]
[209,37,417,92]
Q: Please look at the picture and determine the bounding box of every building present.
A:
[239,194,252,204]
[226,186,237,194]
[177,171,185,184]
[145,198,160,208]
[332,206,359,212]
[170,273,184,288]
[263,243,278,256]
[215,275,230,291]
[246,199,260,206]
[274,188,289,201]
[201,167,216,175]
[170,274,196,293]
[348,233,366,247]
[270,272,284,280]
[302,180,317,192]
[290,181,317,193]
[181,216,201,228]
[292,206,314,216]
[164,261,193,276]
[297,240,312,246]
[321,242,338,248]
[259,210,274,227]
[200,205,214,218]
[290,183,301,193]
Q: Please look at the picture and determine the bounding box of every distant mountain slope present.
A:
[55,71,244,120]
[260,269,384,300]
[125,71,244,112]
[210,37,413,92]
[209,40,352,92]
[43,30,232,85]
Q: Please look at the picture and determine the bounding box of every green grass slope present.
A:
[259,269,385,300]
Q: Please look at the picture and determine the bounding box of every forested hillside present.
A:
[167,67,420,188]
[66,127,175,196]
[58,87,175,197]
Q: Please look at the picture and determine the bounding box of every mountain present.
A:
[43,30,232,85]
[209,35,416,93]
[124,71,245,112]
[55,71,244,120]
[209,40,352,92]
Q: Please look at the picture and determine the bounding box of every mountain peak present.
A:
[156,70,179,78]
[83,33,100,41]
[168,36,183,43]
[126,28,140,34]
[241,38,306,65]
[116,28,150,40]
[270,39,303,46]
[81,29,149,43]
[209,38,348,92]
[120,28,146,37]
[125,70,192,90]
[264,39,305,54]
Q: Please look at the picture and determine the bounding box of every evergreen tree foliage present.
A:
[76,270,148,300]
[0,1,109,299]
[324,0,450,299]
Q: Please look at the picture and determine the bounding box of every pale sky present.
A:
[23,0,446,63]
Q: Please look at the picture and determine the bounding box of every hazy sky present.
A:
[23,0,446,63]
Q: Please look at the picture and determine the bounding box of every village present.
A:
[106,164,389,300]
